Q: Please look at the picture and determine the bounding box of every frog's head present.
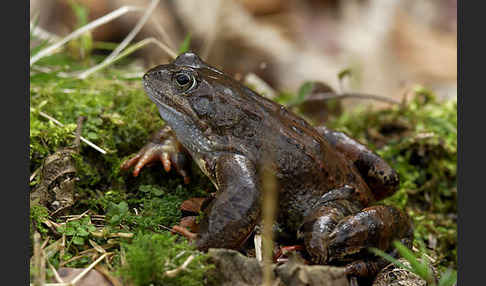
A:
[143,52,261,153]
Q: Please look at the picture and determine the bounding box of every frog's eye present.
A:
[174,72,196,91]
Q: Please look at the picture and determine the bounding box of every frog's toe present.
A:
[170,152,191,184]
[171,225,197,241]
[179,216,200,233]
[180,197,207,214]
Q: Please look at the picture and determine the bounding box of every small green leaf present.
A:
[438,269,457,286]
[119,201,129,213]
[178,34,192,54]
[110,215,120,224]
[369,247,413,273]
[393,241,433,282]
[72,236,85,245]
[77,228,90,237]
[65,227,77,236]
[297,82,314,101]
[338,68,352,81]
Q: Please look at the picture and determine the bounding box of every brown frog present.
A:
[122,52,413,278]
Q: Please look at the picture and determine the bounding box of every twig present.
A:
[287,92,401,108]
[36,111,107,154]
[30,5,145,65]
[65,210,90,222]
[164,254,195,277]
[70,253,109,285]
[74,116,85,150]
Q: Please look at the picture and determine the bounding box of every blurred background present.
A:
[30,0,457,104]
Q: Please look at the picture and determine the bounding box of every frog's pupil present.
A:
[176,74,190,86]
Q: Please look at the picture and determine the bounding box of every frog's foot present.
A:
[299,198,362,264]
[180,197,213,214]
[302,203,413,278]
[121,127,191,184]
[171,225,198,241]
[273,245,305,263]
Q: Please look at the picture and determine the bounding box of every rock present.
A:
[207,248,349,286]
[207,248,264,286]
[372,258,436,286]
[275,253,349,286]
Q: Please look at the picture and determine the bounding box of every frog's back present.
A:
[241,87,372,231]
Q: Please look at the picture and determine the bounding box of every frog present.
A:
[121,52,413,279]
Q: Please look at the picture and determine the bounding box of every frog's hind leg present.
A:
[315,126,399,201]
[302,195,413,278]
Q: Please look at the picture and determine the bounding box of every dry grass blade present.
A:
[30,166,41,182]
[36,111,107,154]
[77,0,165,79]
[48,260,65,283]
[30,22,61,43]
[164,254,195,277]
[89,239,106,254]
[70,253,109,285]
[30,5,146,65]
[77,37,176,79]
[244,73,276,99]
[151,18,176,51]
[200,0,223,60]
[32,232,46,286]
[254,233,263,262]
[91,231,133,239]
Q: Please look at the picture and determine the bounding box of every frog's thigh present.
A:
[326,205,413,265]
[315,126,399,200]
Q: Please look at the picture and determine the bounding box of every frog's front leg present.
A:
[195,154,261,251]
[121,126,191,183]
[315,126,399,201]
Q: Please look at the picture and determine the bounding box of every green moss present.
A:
[120,233,212,286]
[30,204,49,236]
